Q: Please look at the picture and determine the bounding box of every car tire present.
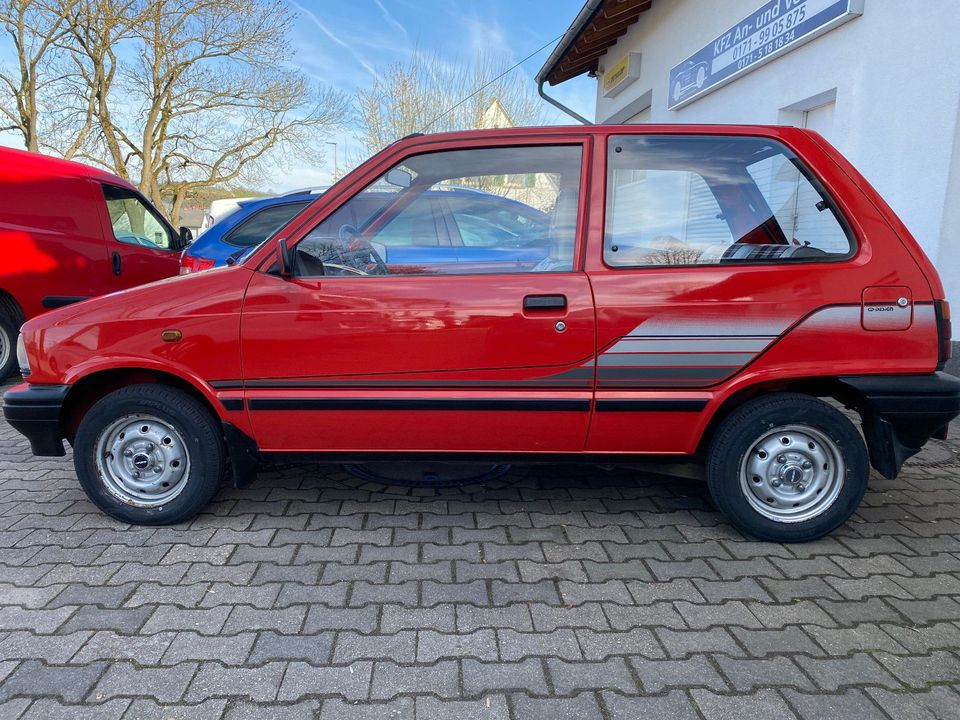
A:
[706,392,868,542]
[0,313,19,382]
[74,383,225,525]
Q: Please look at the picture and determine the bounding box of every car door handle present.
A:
[523,294,567,311]
[112,252,122,276]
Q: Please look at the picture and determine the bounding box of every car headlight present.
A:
[16,334,30,376]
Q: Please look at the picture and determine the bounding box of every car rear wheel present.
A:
[0,313,19,381]
[74,384,224,525]
[706,393,868,542]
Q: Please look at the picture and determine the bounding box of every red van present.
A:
[5,126,959,541]
[0,147,188,379]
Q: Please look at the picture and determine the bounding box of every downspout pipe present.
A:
[535,0,605,125]
[537,79,593,125]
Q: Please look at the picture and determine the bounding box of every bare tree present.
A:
[58,0,349,224]
[0,0,78,151]
[356,50,546,154]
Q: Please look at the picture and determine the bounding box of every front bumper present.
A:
[2,384,69,456]
[839,372,960,478]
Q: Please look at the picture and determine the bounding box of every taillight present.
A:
[179,255,216,275]
[936,299,952,369]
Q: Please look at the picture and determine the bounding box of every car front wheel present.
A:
[706,393,869,542]
[74,384,225,525]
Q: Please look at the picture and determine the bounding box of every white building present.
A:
[538,0,960,309]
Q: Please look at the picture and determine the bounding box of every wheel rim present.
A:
[739,424,845,523]
[0,326,10,371]
[95,414,191,507]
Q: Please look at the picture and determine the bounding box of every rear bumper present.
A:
[2,384,69,457]
[839,372,960,478]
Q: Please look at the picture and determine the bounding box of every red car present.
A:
[0,147,187,379]
[5,125,959,541]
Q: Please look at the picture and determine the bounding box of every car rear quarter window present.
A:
[604,135,855,268]
[224,201,311,247]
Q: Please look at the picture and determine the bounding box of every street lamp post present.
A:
[325,141,338,181]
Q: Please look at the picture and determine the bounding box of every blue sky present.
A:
[1,0,598,190]
[281,0,596,189]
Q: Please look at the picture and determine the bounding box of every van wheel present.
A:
[0,313,19,381]
[74,384,224,525]
[706,393,868,542]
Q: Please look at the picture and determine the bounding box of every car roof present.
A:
[0,145,136,189]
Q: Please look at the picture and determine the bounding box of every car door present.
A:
[240,139,596,454]
[584,130,918,455]
[99,184,181,288]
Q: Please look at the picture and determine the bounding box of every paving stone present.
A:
[141,606,230,635]
[382,605,455,633]
[458,604,531,632]
[874,650,960,687]
[780,689,887,720]
[277,661,373,702]
[0,660,107,703]
[0,630,92,663]
[370,660,459,699]
[247,630,334,665]
[576,628,664,660]
[714,655,815,691]
[223,606,306,634]
[691,688,799,720]
[303,606,379,633]
[866,686,960,720]
[186,662,286,702]
[21,698,131,719]
[548,657,636,694]
[794,653,900,691]
[602,689,700,720]
[461,658,548,695]
[125,699,229,720]
[509,693,602,719]
[417,629,498,662]
[333,631,417,664]
[656,627,744,657]
[630,656,728,692]
[162,632,256,664]
[497,628,582,661]
[806,624,908,655]
[92,661,198,703]
[73,630,175,664]
[415,695,509,720]
[317,697,413,720]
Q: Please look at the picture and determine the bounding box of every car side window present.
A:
[101,185,174,251]
[604,135,854,267]
[296,144,582,277]
[224,201,311,248]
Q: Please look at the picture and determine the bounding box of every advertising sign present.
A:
[667,0,863,110]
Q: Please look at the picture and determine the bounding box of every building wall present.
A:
[591,0,960,304]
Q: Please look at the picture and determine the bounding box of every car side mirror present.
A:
[178,226,193,248]
[276,237,294,278]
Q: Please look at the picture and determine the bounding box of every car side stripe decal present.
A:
[247,398,591,412]
[596,399,708,412]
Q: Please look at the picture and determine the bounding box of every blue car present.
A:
[181,186,552,274]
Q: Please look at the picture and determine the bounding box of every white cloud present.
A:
[289,0,381,81]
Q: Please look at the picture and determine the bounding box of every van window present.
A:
[604,135,854,267]
[102,185,174,250]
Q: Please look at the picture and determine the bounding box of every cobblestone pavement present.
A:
[2,389,960,719]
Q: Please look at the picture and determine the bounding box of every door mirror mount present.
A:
[178,226,193,249]
[276,237,294,278]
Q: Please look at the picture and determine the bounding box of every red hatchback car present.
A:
[5,125,959,541]
[0,146,187,379]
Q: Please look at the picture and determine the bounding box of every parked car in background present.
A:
[196,196,256,236]
[0,146,189,380]
[181,186,553,275]
[7,125,959,542]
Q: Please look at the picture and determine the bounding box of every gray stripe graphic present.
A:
[598,353,756,367]
[597,366,732,380]
[607,337,775,353]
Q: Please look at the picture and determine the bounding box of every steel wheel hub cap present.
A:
[739,424,845,523]
[95,414,191,507]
